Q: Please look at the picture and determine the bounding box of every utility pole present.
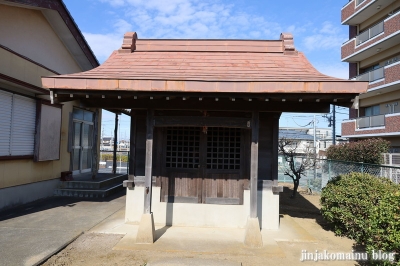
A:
[323,105,336,146]
[113,113,119,174]
[313,115,317,179]
[332,105,336,145]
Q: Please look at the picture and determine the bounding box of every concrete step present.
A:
[58,174,127,189]
[54,183,124,198]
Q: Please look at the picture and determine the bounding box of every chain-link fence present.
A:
[278,157,400,193]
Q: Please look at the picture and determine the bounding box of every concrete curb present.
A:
[33,231,83,266]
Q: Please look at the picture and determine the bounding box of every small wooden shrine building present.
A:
[42,32,367,246]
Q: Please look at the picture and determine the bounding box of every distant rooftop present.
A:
[279,129,317,141]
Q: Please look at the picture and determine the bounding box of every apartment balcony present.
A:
[352,66,384,83]
[341,10,400,62]
[342,0,393,25]
[351,60,400,99]
[342,113,400,138]
[357,114,385,128]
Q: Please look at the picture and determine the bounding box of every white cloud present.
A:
[83,19,132,62]
[99,0,125,7]
[96,0,284,39]
[302,21,346,51]
[314,62,349,79]
[86,1,347,67]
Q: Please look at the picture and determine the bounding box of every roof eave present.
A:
[42,77,368,95]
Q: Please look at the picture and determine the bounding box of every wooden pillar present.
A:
[244,110,263,247]
[128,115,136,180]
[136,109,155,244]
[144,109,154,214]
[91,109,99,179]
[272,113,281,185]
[250,110,259,218]
[112,113,118,174]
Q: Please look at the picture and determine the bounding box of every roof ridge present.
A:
[117,32,297,54]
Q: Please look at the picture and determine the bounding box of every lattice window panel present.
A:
[207,128,241,170]
[166,127,200,169]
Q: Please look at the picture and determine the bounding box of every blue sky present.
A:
[64,0,350,139]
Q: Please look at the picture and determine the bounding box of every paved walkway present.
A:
[0,191,125,266]
[0,189,357,266]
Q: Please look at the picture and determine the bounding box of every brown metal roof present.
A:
[42,32,367,95]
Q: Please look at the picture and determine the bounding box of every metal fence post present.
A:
[127,151,130,174]
[361,162,364,174]
[328,159,331,180]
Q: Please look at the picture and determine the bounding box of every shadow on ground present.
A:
[0,189,126,222]
[279,184,331,230]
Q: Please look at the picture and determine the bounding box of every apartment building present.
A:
[341,0,400,151]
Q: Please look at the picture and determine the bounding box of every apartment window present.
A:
[365,105,380,116]
[360,64,379,75]
[0,90,36,157]
[385,56,399,66]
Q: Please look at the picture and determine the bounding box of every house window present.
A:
[206,127,241,170]
[166,127,200,169]
[365,105,380,116]
[71,108,95,173]
[0,90,36,156]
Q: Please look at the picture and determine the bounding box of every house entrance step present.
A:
[54,173,128,198]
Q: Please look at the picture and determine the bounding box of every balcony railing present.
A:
[356,114,385,129]
[356,21,384,45]
[356,0,366,6]
[351,67,384,82]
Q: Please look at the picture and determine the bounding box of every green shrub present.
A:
[320,172,400,265]
[326,138,390,164]
[100,154,128,162]
[366,191,400,265]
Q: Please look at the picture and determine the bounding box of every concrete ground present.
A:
[0,185,359,266]
[72,208,356,266]
[0,191,125,266]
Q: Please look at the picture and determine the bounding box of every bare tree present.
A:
[278,137,316,198]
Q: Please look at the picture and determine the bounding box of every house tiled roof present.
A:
[42,32,367,95]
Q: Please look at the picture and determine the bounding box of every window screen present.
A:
[166,127,200,169]
[207,128,241,170]
[0,90,36,156]
[165,127,241,170]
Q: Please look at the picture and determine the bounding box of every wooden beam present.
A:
[112,113,118,174]
[144,109,154,214]
[250,111,259,219]
[106,108,131,116]
[52,90,356,100]
[77,98,333,112]
[154,116,251,128]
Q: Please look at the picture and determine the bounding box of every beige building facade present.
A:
[0,0,100,210]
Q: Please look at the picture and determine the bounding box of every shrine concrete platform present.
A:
[89,207,317,264]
